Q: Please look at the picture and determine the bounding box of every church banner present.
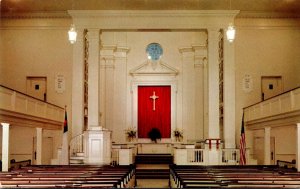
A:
[138,86,171,138]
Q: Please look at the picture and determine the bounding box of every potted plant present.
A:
[124,127,137,142]
[148,128,161,143]
[173,128,183,142]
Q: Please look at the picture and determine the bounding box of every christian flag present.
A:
[61,107,69,164]
[64,109,68,133]
[239,113,246,165]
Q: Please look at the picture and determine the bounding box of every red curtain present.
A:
[138,86,171,138]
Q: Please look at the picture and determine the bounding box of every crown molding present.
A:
[0,11,70,19]
[237,11,300,19]
[1,10,299,19]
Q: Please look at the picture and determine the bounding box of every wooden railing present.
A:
[0,85,64,130]
[220,148,240,165]
[244,87,300,123]
[69,133,84,157]
[174,148,252,165]
[187,149,205,164]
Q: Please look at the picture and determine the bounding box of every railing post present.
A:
[1,123,10,172]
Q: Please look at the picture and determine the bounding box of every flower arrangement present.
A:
[148,128,161,143]
[125,127,137,142]
[173,128,183,142]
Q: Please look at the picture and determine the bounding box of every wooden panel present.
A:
[36,102,46,118]
[0,87,14,110]
[293,88,300,110]
[261,102,270,117]
[27,99,36,115]
[281,93,291,113]
[270,99,280,115]
[15,94,27,114]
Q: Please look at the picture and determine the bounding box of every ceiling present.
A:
[1,0,300,14]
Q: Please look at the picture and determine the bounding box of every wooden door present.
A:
[32,137,53,165]
[254,136,275,165]
[270,137,275,165]
[26,77,47,101]
[261,76,283,100]
[254,137,264,165]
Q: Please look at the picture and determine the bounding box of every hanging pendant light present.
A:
[226,23,236,43]
[68,24,77,44]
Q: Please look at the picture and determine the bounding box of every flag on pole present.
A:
[61,106,69,165]
[240,112,246,165]
[64,109,68,133]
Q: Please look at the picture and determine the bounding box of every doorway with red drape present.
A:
[138,86,171,138]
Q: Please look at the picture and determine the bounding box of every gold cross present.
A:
[150,91,159,111]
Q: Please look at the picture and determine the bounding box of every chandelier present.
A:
[68,24,77,44]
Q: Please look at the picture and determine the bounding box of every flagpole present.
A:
[61,105,69,165]
[239,112,246,165]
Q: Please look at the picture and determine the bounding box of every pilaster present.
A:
[180,47,195,140]
[207,28,220,139]
[193,44,207,140]
[113,46,130,141]
[100,45,116,129]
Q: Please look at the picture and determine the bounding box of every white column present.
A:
[36,128,43,165]
[87,29,101,129]
[223,32,236,148]
[1,123,10,172]
[207,28,220,139]
[296,123,300,171]
[72,29,85,137]
[264,127,271,165]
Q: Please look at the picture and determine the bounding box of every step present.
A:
[69,159,84,165]
[135,154,173,164]
[70,156,84,160]
[76,152,84,157]
[136,169,170,179]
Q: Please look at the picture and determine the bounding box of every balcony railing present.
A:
[244,87,300,123]
[0,85,64,129]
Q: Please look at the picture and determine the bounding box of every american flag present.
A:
[239,113,246,165]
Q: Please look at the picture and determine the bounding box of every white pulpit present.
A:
[84,127,112,165]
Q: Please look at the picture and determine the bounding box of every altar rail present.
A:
[244,87,300,123]
[174,148,251,165]
[0,85,64,130]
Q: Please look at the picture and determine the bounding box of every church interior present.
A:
[0,0,300,188]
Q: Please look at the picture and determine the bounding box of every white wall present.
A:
[101,31,207,143]
[1,15,300,162]
[235,18,300,147]
[0,18,72,163]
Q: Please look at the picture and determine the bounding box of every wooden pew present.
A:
[170,164,300,188]
[0,164,136,188]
